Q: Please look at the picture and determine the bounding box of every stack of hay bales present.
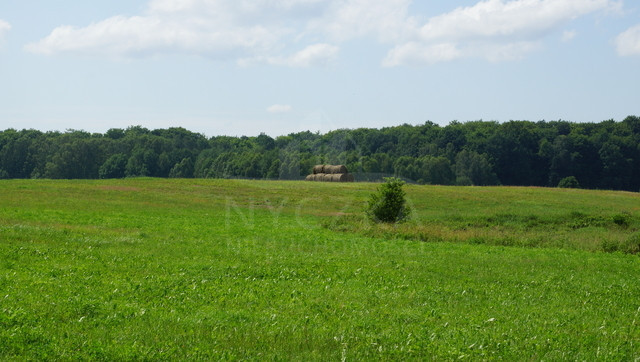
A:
[305,165,354,182]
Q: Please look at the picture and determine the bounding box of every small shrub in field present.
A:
[558,176,580,189]
[367,177,409,223]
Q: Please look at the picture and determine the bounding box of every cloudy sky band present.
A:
[20,0,640,65]
[1,0,639,137]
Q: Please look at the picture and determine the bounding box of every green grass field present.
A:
[1,178,639,359]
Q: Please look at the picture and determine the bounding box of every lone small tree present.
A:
[367,177,409,223]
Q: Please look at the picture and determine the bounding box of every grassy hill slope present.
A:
[0,179,639,359]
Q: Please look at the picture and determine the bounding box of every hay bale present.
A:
[325,165,348,174]
[306,171,355,182]
[313,165,324,174]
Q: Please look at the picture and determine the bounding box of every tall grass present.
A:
[323,184,640,253]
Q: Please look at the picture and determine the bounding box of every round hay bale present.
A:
[324,165,345,174]
[322,174,333,182]
[330,174,342,182]
[313,173,324,181]
[305,174,314,181]
[313,165,324,174]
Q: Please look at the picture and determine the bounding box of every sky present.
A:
[1,0,639,137]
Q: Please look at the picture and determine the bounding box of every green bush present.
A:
[558,176,580,189]
[367,177,409,223]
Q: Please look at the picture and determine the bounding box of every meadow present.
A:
[1,178,639,359]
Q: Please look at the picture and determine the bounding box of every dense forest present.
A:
[1,116,639,191]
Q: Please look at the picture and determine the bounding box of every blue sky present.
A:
[1,0,639,137]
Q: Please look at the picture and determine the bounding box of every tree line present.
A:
[1,116,639,191]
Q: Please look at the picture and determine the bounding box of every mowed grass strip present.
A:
[0,178,639,359]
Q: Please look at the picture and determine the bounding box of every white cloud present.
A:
[615,24,640,56]
[25,0,404,63]
[0,20,10,43]
[25,0,619,66]
[238,43,338,67]
[383,40,540,66]
[25,12,282,59]
[386,0,617,66]
[270,43,339,67]
[308,0,414,43]
[267,104,293,113]
[384,42,462,66]
[419,0,612,41]
[25,0,318,60]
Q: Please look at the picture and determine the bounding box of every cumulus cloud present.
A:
[383,42,462,66]
[385,0,616,66]
[257,43,339,67]
[267,104,293,113]
[615,24,640,56]
[25,0,326,60]
[25,8,283,59]
[25,0,619,66]
[0,20,10,43]
[419,0,611,41]
[308,0,414,42]
[24,0,347,65]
